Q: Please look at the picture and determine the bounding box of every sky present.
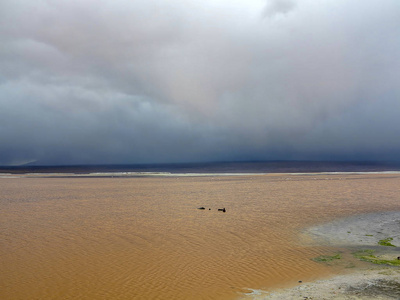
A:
[0,0,399,165]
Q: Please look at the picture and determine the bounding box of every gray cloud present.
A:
[0,0,399,165]
[263,0,297,18]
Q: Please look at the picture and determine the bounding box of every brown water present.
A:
[1,174,400,299]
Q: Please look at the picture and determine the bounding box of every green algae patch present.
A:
[353,249,400,266]
[378,237,396,247]
[312,253,342,263]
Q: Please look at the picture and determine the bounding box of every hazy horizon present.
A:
[2,160,400,175]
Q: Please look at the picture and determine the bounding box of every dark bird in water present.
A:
[218,208,226,212]
[198,207,206,210]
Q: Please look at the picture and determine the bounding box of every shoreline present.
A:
[243,267,400,299]
[241,211,400,299]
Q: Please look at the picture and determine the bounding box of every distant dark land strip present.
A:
[1,161,400,175]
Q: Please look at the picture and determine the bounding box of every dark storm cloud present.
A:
[0,0,399,165]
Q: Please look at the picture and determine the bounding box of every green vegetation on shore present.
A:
[378,237,396,247]
[312,253,341,262]
[353,249,400,266]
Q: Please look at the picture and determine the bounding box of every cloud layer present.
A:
[1,0,399,165]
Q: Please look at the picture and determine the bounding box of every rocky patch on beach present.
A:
[304,211,400,248]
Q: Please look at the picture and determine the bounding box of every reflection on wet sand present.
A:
[1,174,400,299]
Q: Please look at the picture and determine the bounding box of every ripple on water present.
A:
[1,174,400,299]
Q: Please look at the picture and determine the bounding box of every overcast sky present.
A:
[1,0,399,165]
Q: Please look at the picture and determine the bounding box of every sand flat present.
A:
[1,173,400,299]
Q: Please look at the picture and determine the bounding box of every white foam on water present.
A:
[1,170,400,179]
[0,172,269,178]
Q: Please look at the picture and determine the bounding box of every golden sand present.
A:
[1,174,400,299]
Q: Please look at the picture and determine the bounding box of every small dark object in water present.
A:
[209,208,211,210]
[218,208,226,212]
[198,207,206,210]
[298,280,302,283]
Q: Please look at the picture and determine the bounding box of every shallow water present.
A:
[1,174,400,299]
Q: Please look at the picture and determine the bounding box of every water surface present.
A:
[1,173,400,299]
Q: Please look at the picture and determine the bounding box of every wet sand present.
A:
[1,173,400,299]
[245,268,400,299]
[245,211,400,299]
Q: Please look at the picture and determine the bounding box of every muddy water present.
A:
[1,174,400,299]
